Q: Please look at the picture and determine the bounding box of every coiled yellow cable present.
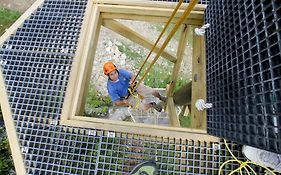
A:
[219,139,277,175]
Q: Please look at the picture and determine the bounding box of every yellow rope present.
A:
[131,0,184,85]
[219,139,277,175]
[128,88,141,109]
[133,0,199,93]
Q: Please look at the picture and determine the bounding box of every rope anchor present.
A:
[195,99,212,111]
[194,23,210,36]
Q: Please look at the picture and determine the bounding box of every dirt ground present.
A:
[0,0,36,12]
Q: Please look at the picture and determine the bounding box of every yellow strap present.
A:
[128,88,141,109]
[219,139,277,175]
[133,0,199,92]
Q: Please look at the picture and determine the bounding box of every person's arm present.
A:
[129,74,137,88]
[114,99,130,107]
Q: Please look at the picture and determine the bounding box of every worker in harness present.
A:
[103,61,166,112]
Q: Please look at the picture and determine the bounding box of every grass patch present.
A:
[152,23,182,41]
[0,8,21,36]
[179,115,191,128]
[151,23,193,46]
[0,127,14,174]
[84,83,112,118]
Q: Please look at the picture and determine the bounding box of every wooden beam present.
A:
[0,70,27,175]
[190,29,207,130]
[167,25,190,98]
[94,0,207,11]
[75,5,102,115]
[102,19,177,63]
[166,97,181,127]
[65,116,220,142]
[98,4,204,20]
[101,13,203,26]
[76,16,102,115]
[61,2,101,120]
[173,81,192,105]
[165,25,189,127]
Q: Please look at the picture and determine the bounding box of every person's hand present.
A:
[129,81,137,89]
[123,99,130,106]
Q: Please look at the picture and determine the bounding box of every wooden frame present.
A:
[166,25,190,127]
[0,0,212,174]
[0,1,45,174]
[61,0,214,141]
[191,31,207,129]
[97,0,205,26]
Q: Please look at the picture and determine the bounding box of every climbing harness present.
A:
[219,139,277,175]
[127,87,142,110]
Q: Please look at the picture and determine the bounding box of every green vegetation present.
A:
[0,127,14,174]
[84,83,112,118]
[151,23,193,45]
[0,8,21,36]
[116,43,144,65]
[179,115,191,128]
[152,23,182,41]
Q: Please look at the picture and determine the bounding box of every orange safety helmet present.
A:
[103,61,117,75]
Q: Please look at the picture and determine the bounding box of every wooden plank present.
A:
[173,81,192,105]
[102,19,177,63]
[0,71,27,175]
[66,117,219,142]
[165,25,189,127]
[98,4,204,20]
[94,0,207,11]
[74,5,102,116]
[76,12,102,115]
[61,1,96,121]
[101,13,203,25]
[167,25,190,98]
[190,29,207,129]
[166,98,181,127]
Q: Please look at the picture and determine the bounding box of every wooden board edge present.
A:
[0,68,27,175]
[93,0,207,11]
[64,117,219,142]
